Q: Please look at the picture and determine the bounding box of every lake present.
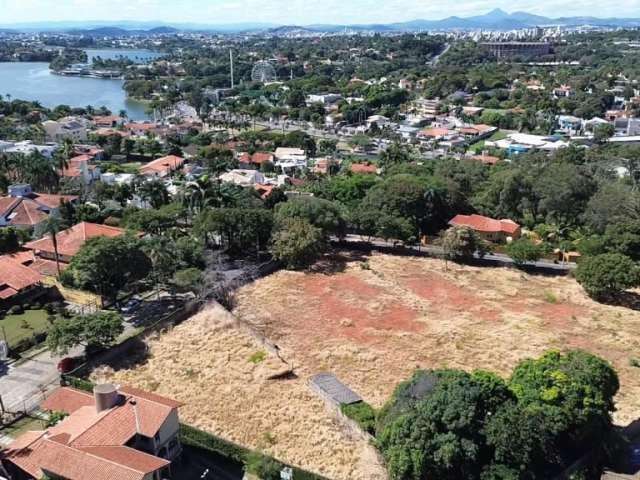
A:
[0,48,163,121]
[84,48,163,64]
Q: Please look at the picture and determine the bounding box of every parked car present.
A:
[57,357,76,373]
[120,299,141,314]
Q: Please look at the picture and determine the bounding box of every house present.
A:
[552,85,573,98]
[0,184,77,230]
[0,255,43,306]
[238,152,274,170]
[219,169,265,187]
[306,93,343,105]
[274,148,307,171]
[413,98,442,116]
[24,222,129,266]
[125,122,159,137]
[350,163,378,175]
[2,384,182,480]
[418,127,453,140]
[449,214,521,243]
[139,156,185,179]
[92,115,122,128]
[1,141,58,159]
[61,155,102,185]
[398,78,414,90]
[366,115,390,129]
[614,117,640,136]
[42,117,88,143]
[557,115,583,134]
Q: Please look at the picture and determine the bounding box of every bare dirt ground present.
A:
[234,252,640,426]
[92,304,386,480]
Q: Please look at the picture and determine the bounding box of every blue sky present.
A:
[1,0,639,25]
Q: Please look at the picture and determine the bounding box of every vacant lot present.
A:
[234,253,640,425]
[92,305,386,480]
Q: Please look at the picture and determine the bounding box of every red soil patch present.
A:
[402,273,500,321]
[301,274,422,343]
[537,302,588,329]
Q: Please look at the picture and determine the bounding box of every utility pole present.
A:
[229,50,235,89]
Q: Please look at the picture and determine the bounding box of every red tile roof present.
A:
[350,163,378,174]
[469,154,501,165]
[419,127,452,138]
[139,155,185,177]
[0,255,42,300]
[240,152,274,165]
[449,214,520,235]
[0,193,77,227]
[4,386,178,480]
[24,222,128,258]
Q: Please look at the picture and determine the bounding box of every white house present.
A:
[42,117,88,143]
[275,147,308,170]
[219,169,266,187]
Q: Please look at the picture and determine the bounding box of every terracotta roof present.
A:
[0,255,42,299]
[24,222,128,258]
[41,387,94,414]
[4,386,178,480]
[240,152,274,165]
[469,154,501,165]
[350,163,378,174]
[255,184,275,199]
[4,434,167,480]
[449,214,520,235]
[0,193,76,227]
[139,155,185,176]
[419,127,452,138]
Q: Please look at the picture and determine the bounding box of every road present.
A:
[0,345,83,415]
[336,234,575,272]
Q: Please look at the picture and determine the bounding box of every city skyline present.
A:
[1,0,640,27]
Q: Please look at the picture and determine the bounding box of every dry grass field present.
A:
[234,252,640,426]
[92,304,386,480]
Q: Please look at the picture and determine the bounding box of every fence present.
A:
[0,376,59,428]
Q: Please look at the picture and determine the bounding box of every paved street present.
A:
[336,234,575,272]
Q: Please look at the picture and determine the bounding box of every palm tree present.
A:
[40,216,63,276]
[55,138,74,174]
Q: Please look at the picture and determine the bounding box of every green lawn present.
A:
[2,415,47,439]
[1,309,49,348]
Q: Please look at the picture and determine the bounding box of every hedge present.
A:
[340,401,377,436]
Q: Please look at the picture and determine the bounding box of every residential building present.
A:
[125,122,159,137]
[306,93,343,105]
[238,152,274,170]
[139,155,185,179]
[366,115,390,128]
[1,141,58,159]
[24,222,129,266]
[552,85,574,98]
[413,98,442,116]
[0,184,76,230]
[0,255,43,307]
[42,117,88,142]
[2,384,182,480]
[481,41,552,58]
[557,115,583,134]
[92,115,123,128]
[219,169,265,187]
[449,214,521,243]
[275,147,307,171]
[61,155,102,185]
[350,163,378,175]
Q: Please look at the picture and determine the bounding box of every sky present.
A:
[1,0,640,26]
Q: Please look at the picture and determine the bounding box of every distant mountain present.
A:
[2,10,640,35]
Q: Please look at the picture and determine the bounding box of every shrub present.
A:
[575,253,640,299]
[506,238,543,266]
[245,451,283,480]
[341,401,377,436]
[7,305,24,315]
[249,351,267,364]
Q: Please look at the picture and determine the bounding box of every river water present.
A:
[0,49,162,120]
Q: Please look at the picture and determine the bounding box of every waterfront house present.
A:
[449,214,521,243]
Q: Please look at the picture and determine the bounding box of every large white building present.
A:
[42,117,89,142]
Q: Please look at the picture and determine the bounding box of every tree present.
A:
[274,197,345,238]
[0,227,20,254]
[137,179,170,209]
[505,238,543,266]
[379,143,412,170]
[172,268,203,294]
[377,369,513,480]
[509,350,619,446]
[61,236,152,304]
[47,311,124,355]
[39,216,64,275]
[575,253,640,299]
[584,183,639,234]
[270,218,326,269]
[441,226,489,262]
[593,123,615,144]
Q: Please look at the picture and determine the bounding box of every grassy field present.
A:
[91,252,640,478]
[233,253,640,426]
[92,305,386,480]
[1,309,49,348]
